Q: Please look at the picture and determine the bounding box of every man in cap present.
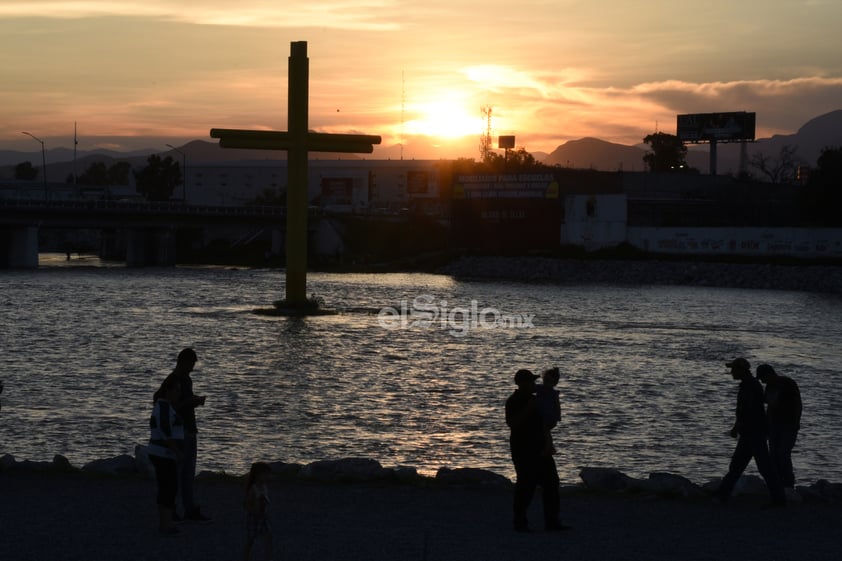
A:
[505,369,567,532]
[715,358,785,507]
[756,364,802,489]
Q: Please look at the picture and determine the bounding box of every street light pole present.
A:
[166,144,187,204]
[22,131,47,194]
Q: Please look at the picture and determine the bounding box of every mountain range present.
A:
[2,110,840,177]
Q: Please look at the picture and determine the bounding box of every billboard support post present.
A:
[676,112,755,176]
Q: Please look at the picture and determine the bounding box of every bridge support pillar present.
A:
[125,228,177,267]
[271,228,284,257]
[0,225,39,268]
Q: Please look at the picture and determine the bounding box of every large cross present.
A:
[210,41,381,308]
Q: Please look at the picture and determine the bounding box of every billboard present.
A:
[406,171,429,194]
[320,177,353,205]
[676,112,756,143]
[498,135,516,149]
[453,174,558,199]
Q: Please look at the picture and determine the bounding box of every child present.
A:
[535,367,561,456]
[243,462,273,561]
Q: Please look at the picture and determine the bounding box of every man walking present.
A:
[505,369,567,532]
[166,347,211,522]
[716,358,785,507]
[756,364,802,489]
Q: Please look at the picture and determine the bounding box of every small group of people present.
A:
[505,366,568,533]
[505,356,803,531]
[147,348,273,560]
[716,357,802,507]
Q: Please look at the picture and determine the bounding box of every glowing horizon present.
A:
[2,1,841,158]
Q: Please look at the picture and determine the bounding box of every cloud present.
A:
[0,0,401,30]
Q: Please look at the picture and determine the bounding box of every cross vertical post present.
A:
[286,41,309,306]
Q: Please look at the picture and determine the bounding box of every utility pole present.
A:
[22,131,47,195]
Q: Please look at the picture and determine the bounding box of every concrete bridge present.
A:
[0,199,286,268]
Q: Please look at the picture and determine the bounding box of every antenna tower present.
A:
[400,71,405,160]
[480,105,492,161]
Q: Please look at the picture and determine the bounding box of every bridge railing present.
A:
[0,198,286,217]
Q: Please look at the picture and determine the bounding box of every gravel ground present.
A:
[0,471,839,561]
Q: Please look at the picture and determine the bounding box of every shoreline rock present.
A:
[2,452,840,504]
[438,256,842,293]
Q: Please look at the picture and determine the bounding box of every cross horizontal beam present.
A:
[210,128,382,154]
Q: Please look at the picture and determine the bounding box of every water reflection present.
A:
[1,268,840,484]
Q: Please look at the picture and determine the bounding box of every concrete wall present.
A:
[627,227,842,258]
[561,194,628,249]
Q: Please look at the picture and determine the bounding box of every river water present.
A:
[1,255,840,484]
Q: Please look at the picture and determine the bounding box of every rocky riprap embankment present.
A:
[438,256,842,293]
[3,452,841,504]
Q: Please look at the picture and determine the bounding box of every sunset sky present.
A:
[2,1,841,159]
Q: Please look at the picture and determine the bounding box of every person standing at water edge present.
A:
[715,358,786,507]
[756,364,802,489]
[148,376,184,534]
[505,369,567,532]
[536,367,562,456]
[165,347,212,522]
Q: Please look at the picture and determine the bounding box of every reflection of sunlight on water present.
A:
[1,270,841,484]
[39,252,112,267]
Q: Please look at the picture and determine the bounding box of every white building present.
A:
[184,159,444,212]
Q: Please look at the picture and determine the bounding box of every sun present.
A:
[406,97,481,139]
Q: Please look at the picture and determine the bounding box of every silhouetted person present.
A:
[716,358,785,507]
[536,367,561,456]
[757,364,802,489]
[148,375,184,534]
[505,369,567,532]
[164,347,211,522]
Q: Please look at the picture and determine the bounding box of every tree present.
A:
[801,147,842,225]
[78,162,109,186]
[14,161,39,181]
[107,161,131,186]
[642,132,688,172]
[134,155,182,201]
[482,148,547,172]
[749,145,801,184]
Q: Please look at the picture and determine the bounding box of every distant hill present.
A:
[543,137,649,172]
[2,110,839,176]
[539,110,841,174]
[744,110,842,167]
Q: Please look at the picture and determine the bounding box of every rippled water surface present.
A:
[2,260,841,484]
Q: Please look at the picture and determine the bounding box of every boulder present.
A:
[393,465,422,483]
[4,454,76,472]
[806,479,842,503]
[733,474,767,496]
[299,458,389,482]
[435,467,510,487]
[636,472,704,498]
[579,467,637,492]
[82,454,137,475]
[134,445,155,479]
[267,461,303,479]
[51,455,76,472]
[0,454,17,471]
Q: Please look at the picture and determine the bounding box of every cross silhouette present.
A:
[211,41,381,308]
